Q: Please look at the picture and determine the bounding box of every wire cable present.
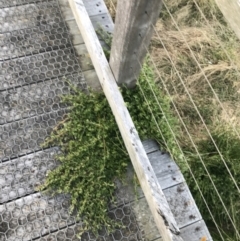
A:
[161,0,240,140]
[136,63,226,240]
[142,33,240,236]
[106,0,239,237]
[192,0,240,75]
[152,2,240,194]
[135,49,240,237]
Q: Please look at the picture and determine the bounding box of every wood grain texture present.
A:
[68,1,183,240]
[164,183,202,229]
[180,220,213,241]
[109,0,163,87]
[215,0,240,40]
[146,140,213,240]
[142,139,159,154]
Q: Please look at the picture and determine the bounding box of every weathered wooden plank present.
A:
[154,221,213,241]
[147,141,212,239]
[0,109,67,162]
[0,48,81,91]
[142,139,159,154]
[215,0,240,40]
[0,22,71,61]
[68,0,183,240]
[180,220,213,241]
[74,44,94,71]
[0,73,84,124]
[144,143,184,190]
[133,196,212,241]
[148,151,180,176]
[0,2,61,33]
[83,69,102,91]
[163,183,202,229]
[82,0,108,16]
[0,193,76,241]
[65,19,84,45]
[59,0,113,32]
[90,13,114,34]
[109,0,163,87]
[158,171,185,190]
[0,148,59,203]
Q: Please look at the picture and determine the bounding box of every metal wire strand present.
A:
[105,0,239,236]
[192,0,240,74]
[135,63,225,241]
[143,27,240,236]
[161,0,240,143]
[152,1,240,194]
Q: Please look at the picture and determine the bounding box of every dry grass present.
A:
[151,12,240,131]
[104,0,240,239]
[152,1,240,239]
[104,0,117,21]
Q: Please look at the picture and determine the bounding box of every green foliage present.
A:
[157,1,240,239]
[40,90,128,234]
[40,63,179,235]
[96,27,112,60]
[184,125,240,239]
[123,63,183,167]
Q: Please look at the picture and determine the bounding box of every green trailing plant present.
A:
[39,63,180,235]
[96,26,112,60]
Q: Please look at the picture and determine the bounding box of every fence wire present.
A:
[105,0,240,240]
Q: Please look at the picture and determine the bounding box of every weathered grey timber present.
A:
[109,0,163,87]
[68,0,183,240]
[215,0,240,40]
[0,0,212,240]
[146,141,213,241]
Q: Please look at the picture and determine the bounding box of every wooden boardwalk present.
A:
[0,0,212,240]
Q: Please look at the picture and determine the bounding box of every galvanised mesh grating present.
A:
[0,0,144,240]
[0,194,142,241]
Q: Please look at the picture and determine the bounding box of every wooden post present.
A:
[68,1,183,240]
[214,0,240,40]
[109,0,163,88]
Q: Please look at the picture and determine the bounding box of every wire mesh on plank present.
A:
[0,22,72,61]
[0,74,85,125]
[0,193,76,241]
[0,110,67,162]
[0,148,60,203]
[0,0,146,240]
[0,49,81,90]
[0,2,62,33]
[0,0,49,8]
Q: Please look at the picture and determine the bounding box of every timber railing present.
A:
[68,0,183,241]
